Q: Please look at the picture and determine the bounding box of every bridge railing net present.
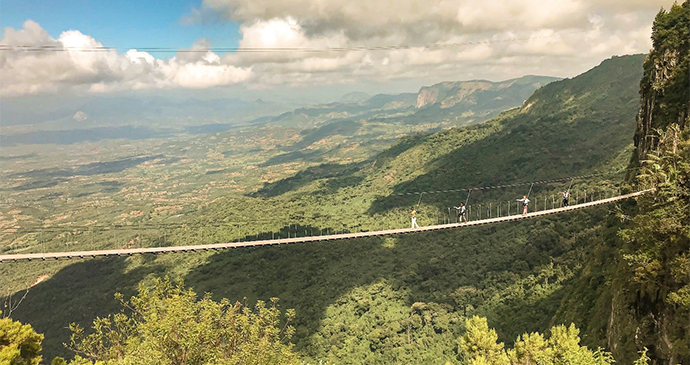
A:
[0,175,639,256]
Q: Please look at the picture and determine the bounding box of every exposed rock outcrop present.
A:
[633,3,690,163]
[620,3,690,364]
[414,77,557,110]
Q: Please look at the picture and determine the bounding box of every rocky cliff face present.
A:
[620,3,690,364]
[633,3,690,163]
[414,77,557,110]
[416,86,441,108]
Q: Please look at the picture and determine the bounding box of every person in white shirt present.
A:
[562,190,570,207]
[517,195,530,215]
[453,202,467,223]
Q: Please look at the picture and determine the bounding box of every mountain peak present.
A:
[415,76,559,110]
[339,92,371,104]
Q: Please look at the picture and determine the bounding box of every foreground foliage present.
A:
[64,278,299,365]
[0,312,43,365]
[459,316,617,365]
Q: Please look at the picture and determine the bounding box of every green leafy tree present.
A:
[458,316,509,365]
[0,312,44,365]
[66,277,299,365]
[633,348,651,365]
[515,324,614,365]
[50,358,68,365]
[459,317,616,365]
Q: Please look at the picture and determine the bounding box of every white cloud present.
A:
[0,0,678,97]
[126,49,155,65]
[195,0,674,39]
[0,21,251,96]
[160,62,251,89]
[183,0,673,89]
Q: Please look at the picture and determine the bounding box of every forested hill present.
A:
[184,53,649,364]
[360,54,645,211]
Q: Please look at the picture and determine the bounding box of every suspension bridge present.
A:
[0,189,648,263]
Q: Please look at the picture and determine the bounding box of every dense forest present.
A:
[2,2,689,364]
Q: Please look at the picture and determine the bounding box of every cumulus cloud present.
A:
[189,0,674,88]
[0,0,677,97]
[194,0,672,40]
[0,21,251,96]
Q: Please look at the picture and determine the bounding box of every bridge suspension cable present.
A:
[0,189,650,263]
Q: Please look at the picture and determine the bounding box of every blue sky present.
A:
[1,0,241,57]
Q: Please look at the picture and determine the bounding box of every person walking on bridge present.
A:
[409,207,420,228]
[453,202,467,223]
[562,190,570,207]
[517,195,530,215]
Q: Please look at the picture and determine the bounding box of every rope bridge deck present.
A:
[0,190,648,263]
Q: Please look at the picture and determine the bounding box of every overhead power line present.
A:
[0,29,588,53]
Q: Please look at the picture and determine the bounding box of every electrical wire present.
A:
[0,30,588,53]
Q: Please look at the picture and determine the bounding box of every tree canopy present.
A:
[0,312,44,365]
[64,277,299,365]
[459,316,617,365]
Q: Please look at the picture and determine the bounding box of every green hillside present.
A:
[259,76,558,168]
[6,55,646,363]
[249,55,642,218]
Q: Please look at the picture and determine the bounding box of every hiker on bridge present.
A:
[409,207,420,228]
[453,202,467,223]
[562,190,570,207]
[517,195,530,215]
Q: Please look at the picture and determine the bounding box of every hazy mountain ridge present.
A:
[415,76,559,109]
[267,76,559,131]
[0,93,292,131]
[256,76,560,165]
[1,75,556,149]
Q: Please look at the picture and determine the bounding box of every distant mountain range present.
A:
[264,75,560,130]
[1,75,559,146]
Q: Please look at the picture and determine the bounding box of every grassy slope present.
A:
[7,55,645,363]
